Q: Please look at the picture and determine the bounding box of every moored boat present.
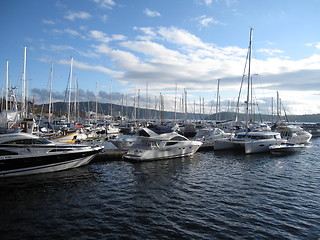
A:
[0,132,103,177]
[123,129,202,161]
[269,143,309,155]
[193,127,231,150]
[215,131,284,154]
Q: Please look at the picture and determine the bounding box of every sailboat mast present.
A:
[174,83,177,124]
[5,60,9,111]
[48,62,53,124]
[110,80,113,117]
[145,83,148,121]
[67,57,73,123]
[137,89,140,121]
[216,78,220,124]
[184,89,188,121]
[245,28,253,132]
[95,82,98,123]
[74,75,78,122]
[21,46,27,118]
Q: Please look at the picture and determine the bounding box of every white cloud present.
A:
[315,43,320,49]
[157,26,209,49]
[257,48,285,56]
[306,42,320,50]
[41,26,320,114]
[64,11,91,21]
[195,15,222,27]
[101,14,108,23]
[49,45,75,51]
[144,8,161,17]
[89,30,111,43]
[205,0,213,5]
[51,29,63,34]
[57,58,123,78]
[93,0,116,9]
[42,19,55,25]
[120,41,182,61]
[64,28,81,36]
[111,34,127,41]
[89,31,126,42]
[133,27,157,41]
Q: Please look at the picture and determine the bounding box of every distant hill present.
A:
[32,101,320,123]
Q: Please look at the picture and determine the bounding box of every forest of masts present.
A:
[1,48,286,124]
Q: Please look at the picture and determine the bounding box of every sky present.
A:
[1,0,320,116]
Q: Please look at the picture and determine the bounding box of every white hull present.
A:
[0,154,95,178]
[110,135,137,150]
[269,144,309,155]
[244,139,283,154]
[0,132,102,177]
[50,131,78,143]
[123,143,201,161]
[214,139,243,151]
[193,128,231,150]
[214,131,283,154]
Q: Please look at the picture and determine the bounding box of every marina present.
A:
[2,1,320,239]
[1,136,319,239]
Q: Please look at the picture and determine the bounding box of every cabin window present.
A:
[150,141,160,148]
[165,141,178,146]
[171,136,187,141]
[3,138,51,145]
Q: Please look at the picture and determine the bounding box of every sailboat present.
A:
[214,28,284,154]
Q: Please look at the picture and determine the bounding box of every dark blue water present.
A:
[1,139,320,240]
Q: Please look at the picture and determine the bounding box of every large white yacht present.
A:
[0,132,103,177]
[214,131,284,154]
[272,123,312,144]
[123,129,202,161]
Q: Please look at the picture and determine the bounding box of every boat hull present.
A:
[244,139,284,154]
[269,144,308,155]
[123,143,201,161]
[0,146,101,178]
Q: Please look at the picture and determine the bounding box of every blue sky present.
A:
[1,0,320,115]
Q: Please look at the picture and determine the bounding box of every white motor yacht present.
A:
[0,132,103,177]
[123,130,202,161]
[215,131,284,154]
[193,127,231,150]
[110,134,138,150]
[273,124,312,144]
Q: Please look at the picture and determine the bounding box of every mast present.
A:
[160,93,164,124]
[245,28,253,133]
[202,97,205,118]
[110,80,113,117]
[174,83,177,124]
[121,94,124,121]
[95,82,98,123]
[137,89,140,121]
[146,83,148,121]
[216,78,220,124]
[184,89,187,122]
[276,91,280,122]
[271,97,274,123]
[5,60,9,111]
[21,46,27,118]
[125,93,128,117]
[67,57,73,123]
[48,62,53,125]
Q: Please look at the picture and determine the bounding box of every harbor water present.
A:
[1,139,320,240]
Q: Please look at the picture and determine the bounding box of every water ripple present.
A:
[1,139,320,239]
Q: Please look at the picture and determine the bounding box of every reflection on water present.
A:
[1,139,320,239]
